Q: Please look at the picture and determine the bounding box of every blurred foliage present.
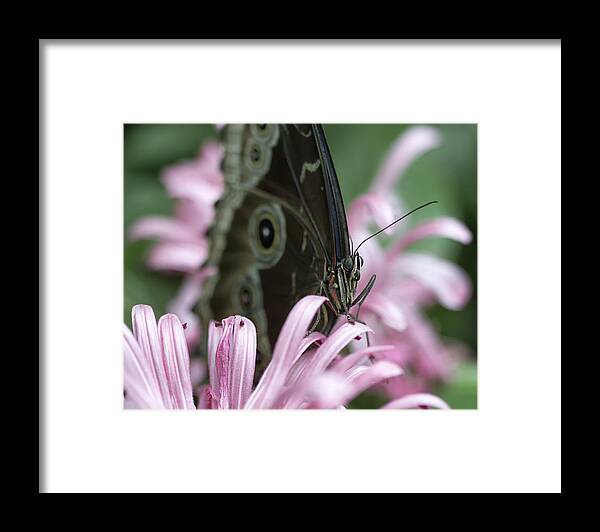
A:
[124,124,477,408]
[433,362,478,409]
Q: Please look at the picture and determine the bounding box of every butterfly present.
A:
[197,124,433,376]
[195,124,372,374]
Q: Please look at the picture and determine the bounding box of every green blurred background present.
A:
[124,124,477,408]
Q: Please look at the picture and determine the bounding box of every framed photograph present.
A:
[40,39,561,493]
[123,123,477,411]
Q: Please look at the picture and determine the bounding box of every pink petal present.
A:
[212,322,232,408]
[393,277,436,307]
[228,317,257,409]
[123,394,140,409]
[334,345,396,374]
[307,361,402,408]
[197,385,215,409]
[405,309,455,381]
[210,316,257,409]
[396,252,472,310]
[146,241,208,273]
[131,304,172,407]
[198,142,225,170]
[282,331,328,394]
[163,169,223,204]
[295,332,327,363]
[304,372,348,409]
[283,321,372,409]
[168,268,217,351]
[379,374,427,399]
[246,296,327,409]
[350,236,384,295]
[302,322,372,383]
[388,217,472,257]
[372,127,442,195]
[285,350,317,388]
[158,314,195,409]
[168,267,217,319]
[207,320,223,397]
[343,361,403,403]
[175,199,215,232]
[361,292,407,331]
[161,143,224,205]
[128,216,202,244]
[347,192,398,234]
[382,393,450,409]
[123,324,163,409]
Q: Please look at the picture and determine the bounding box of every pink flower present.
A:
[347,127,473,398]
[124,304,195,409]
[129,141,223,274]
[124,298,449,410]
[206,295,403,409]
[129,141,224,350]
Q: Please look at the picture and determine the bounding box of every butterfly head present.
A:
[326,253,365,317]
[327,202,439,319]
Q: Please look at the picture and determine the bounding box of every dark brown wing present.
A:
[268,124,351,264]
[198,124,347,374]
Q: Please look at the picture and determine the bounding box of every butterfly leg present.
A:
[350,274,376,309]
[349,274,376,348]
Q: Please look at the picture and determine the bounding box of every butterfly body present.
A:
[198,124,371,374]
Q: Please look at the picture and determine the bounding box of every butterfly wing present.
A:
[198,124,349,373]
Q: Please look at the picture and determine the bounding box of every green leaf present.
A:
[125,124,217,173]
[123,241,182,327]
[435,361,478,409]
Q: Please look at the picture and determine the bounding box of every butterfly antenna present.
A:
[354,201,439,254]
